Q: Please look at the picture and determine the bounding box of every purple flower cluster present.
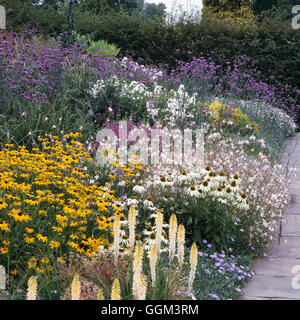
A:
[168,54,300,117]
[194,240,255,300]
[0,32,297,132]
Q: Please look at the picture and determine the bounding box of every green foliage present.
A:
[78,0,111,15]
[203,0,252,11]
[88,39,120,57]
[193,251,254,300]
[198,101,259,136]
[252,0,299,14]
[74,33,120,57]
[2,1,299,116]
[79,11,299,101]
[142,2,167,21]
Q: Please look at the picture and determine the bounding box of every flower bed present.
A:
[0,32,297,300]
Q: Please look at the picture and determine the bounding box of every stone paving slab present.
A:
[281,215,300,236]
[242,274,300,299]
[242,133,300,300]
[290,186,300,195]
[243,295,299,300]
[284,203,300,215]
[275,237,300,258]
[252,257,300,276]
[290,194,300,203]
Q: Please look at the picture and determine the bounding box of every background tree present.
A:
[251,0,300,19]
[143,2,166,20]
[203,0,251,11]
[78,0,110,15]
[106,0,140,14]
[251,0,278,15]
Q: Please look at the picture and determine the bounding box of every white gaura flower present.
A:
[249,135,256,141]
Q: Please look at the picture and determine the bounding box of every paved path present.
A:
[242,133,300,300]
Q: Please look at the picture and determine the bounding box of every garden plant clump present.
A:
[0,29,297,300]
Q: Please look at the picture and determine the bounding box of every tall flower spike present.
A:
[111,279,121,300]
[26,276,38,300]
[137,274,147,300]
[188,242,198,293]
[71,274,81,300]
[177,224,185,269]
[155,210,164,254]
[113,217,121,263]
[97,289,104,300]
[132,245,144,298]
[169,213,177,263]
[149,244,158,287]
[0,265,5,293]
[128,205,136,250]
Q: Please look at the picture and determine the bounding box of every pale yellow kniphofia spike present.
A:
[169,213,178,262]
[113,217,121,263]
[132,245,144,297]
[149,244,158,286]
[97,289,104,300]
[136,274,147,300]
[111,278,121,300]
[177,224,185,269]
[188,242,198,293]
[71,274,81,300]
[155,210,164,254]
[26,276,38,300]
[128,205,136,250]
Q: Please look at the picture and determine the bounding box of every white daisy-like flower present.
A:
[132,182,145,194]
[186,185,200,197]
[198,180,211,193]
[143,199,154,208]
[126,198,138,206]
[177,170,189,182]
[217,198,228,205]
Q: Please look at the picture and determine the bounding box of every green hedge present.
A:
[76,12,299,98]
[2,3,300,100]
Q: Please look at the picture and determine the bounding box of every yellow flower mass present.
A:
[0,134,137,273]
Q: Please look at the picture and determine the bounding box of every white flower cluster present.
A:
[120,57,164,83]
[205,132,291,246]
[88,75,121,99]
[211,96,297,137]
[89,76,199,127]
[239,99,297,137]
[131,165,250,215]
[154,84,197,126]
